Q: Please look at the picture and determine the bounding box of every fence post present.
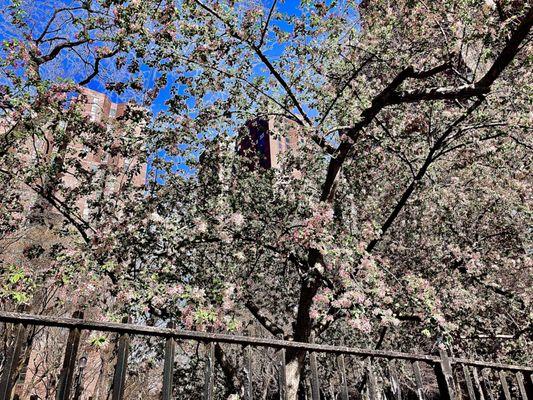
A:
[203,342,215,400]
[162,322,175,400]
[365,357,379,400]
[389,361,402,400]
[277,348,287,400]
[111,316,131,400]
[498,370,511,400]
[515,372,527,400]
[411,361,426,400]
[337,355,349,400]
[523,372,533,400]
[472,367,486,400]
[244,346,253,400]
[0,321,27,400]
[309,351,320,400]
[434,349,456,400]
[56,310,84,400]
[481,369,495,400]
[462,365,476,400]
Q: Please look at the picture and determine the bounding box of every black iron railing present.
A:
[0,311,531,399]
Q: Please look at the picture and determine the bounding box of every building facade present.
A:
[3,88,147,399]
[238,117,300,169]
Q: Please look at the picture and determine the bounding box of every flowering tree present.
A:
[1,0,532,398]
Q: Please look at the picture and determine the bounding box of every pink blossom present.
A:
[195,219,208,233]
[230,212,244,227]
[314,294,329,304]
[291,169,303,180]
[168,284,184,296]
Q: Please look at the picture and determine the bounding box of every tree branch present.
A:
[365,98,483,253]
[245,300,287,338]
[78,48,120,86]
[37,38,91,64]
[318,56,374,126]
[258,0,278,48]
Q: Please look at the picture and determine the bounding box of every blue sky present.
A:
[83,0,303,115]
[0,1,331,182]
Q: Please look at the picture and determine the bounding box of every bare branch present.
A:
[258,0,278,48]
[37,38,91,64]
[78,48,120,86]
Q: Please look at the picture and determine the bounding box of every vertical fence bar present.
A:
[455,367,463,400]
[244,346,253,400]
[111,316,131,400]
[515,372,528,400]
[0,322,27,400]
[365,358,378,400]
[462,364,476,400]
[434,349,456,400]
[389,361,402,400]
[278,349,287,400]
[523,372,533,400]
[203,342,215,400]
[56,311,83,400]
[472,367,486,400]
[309,352,320,400]
[411,361,425,400]
[481,369,495,400]
[337,355,349,400]
[162,322,175,400]
[499,370,511,400]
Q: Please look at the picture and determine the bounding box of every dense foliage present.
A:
[0,0,531,398]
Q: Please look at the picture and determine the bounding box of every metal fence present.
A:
[0,311,531,400]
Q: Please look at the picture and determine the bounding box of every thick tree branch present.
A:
[30,183,92,244]
[321,6,531,205]
[477,7,533,88]
[37,38,91,64]
[214,344,240,396]
[245,300,287,338]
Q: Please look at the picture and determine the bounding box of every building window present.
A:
[90,101,99,121]
[82,202,90,219]
[124,158,132,170]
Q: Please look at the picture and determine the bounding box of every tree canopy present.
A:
[0,0,531,398]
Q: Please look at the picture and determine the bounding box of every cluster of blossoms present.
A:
[292,203,334,249]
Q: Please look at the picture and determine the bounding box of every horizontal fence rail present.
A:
[0,311,531,400]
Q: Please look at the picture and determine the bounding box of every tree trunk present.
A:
[285,248,324,399]
[285,356,305,400]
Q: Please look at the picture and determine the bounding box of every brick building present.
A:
[68,88,146,218]
[238,117,300,169]
[2,88,147,399]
